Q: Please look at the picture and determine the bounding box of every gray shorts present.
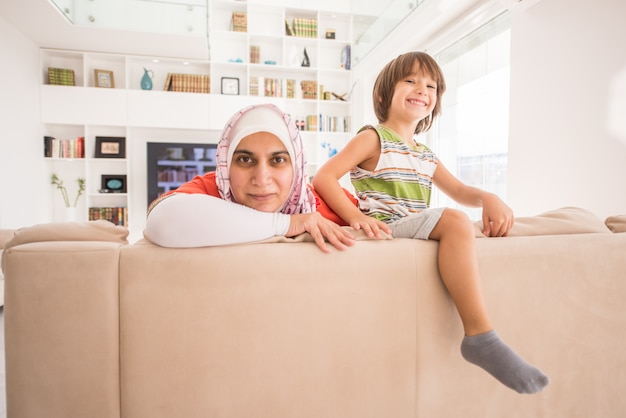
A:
[388,207,446,240]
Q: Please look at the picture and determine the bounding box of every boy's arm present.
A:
[313,132,391,238]
[433,161,514,237]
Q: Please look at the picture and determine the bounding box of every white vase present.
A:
[64,207,77,222]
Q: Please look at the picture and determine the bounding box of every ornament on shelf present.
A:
[301,47,310,67]
[141,68,154,90]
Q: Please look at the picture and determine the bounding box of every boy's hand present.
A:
[481,193,514,237]
[348,213,392,240]
[287,212,356,253]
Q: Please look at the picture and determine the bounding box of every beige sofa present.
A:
[2,207,626,418]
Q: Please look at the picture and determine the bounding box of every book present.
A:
[249,76,259,96]
[285,19,294,36]
[231,11,247,32]
[164,73,210,93]
[289,17,317,38]
[48,67,75,86]
[300,80,317,100]
[44,136,85,158]
[341,45,351,70]
[250,45,260,64]
[286,79,295,99]
[89,206,128,226]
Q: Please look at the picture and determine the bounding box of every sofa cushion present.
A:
[605,215,626,233]
[3,220,129,253]
[474,206,611,237]
[1,229,16,249]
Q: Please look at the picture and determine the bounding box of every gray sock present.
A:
[461,330,550,394]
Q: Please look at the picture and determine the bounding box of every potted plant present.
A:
[51,173,86,220]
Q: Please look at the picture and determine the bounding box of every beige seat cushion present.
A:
[474,206,610,237]
[605,215,626,233]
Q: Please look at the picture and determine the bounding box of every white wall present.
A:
[0,16,49,229]
[507,0,626,217]
[2,0,625,230]
[352,0,626,219]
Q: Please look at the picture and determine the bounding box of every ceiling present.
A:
[0,0,210,60]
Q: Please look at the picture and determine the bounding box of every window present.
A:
[428,12,511,220]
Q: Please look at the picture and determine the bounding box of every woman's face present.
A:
[229,132,294,212]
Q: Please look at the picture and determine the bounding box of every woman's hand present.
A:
[287,212,356,253]
[481,193,514,237]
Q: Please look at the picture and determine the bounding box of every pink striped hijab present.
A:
[216,103,316,214]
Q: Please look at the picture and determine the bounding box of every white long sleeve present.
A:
[144,193,291,248]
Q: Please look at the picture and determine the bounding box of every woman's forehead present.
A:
[235,132,288,153]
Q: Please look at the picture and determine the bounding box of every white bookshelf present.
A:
[40,1,354,241]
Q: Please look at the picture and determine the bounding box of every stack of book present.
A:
[263,78,282,97]
[231,11,247,32]
[89,207,128,226]
[285,18,317,38]
[319,114,351,133]
[44,136,84,158]
[48,67,75,86]
[164,73,210,93]
[305,115,318,131]
[249,76,259,96]
[300,80,318,100]
[290,114,351,132]
[250,45,260,64]
[285,79,296,99]
[157,167,199,183]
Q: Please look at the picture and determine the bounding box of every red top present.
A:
[159,172,356,226]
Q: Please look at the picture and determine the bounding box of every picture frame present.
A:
[94,69,114,88]
[221,77,240,95]
[95,136,126,158]
[100,174,127,193]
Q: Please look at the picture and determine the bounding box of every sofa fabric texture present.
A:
[605,214,626,233]
[1,208,625,418]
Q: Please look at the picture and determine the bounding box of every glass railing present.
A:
[48,0,421,67]
[49,0,208,38]
[351,0,423,66]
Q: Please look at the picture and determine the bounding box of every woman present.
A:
[144,103,355,253]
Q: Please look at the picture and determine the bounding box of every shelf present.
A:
[41,1,354,241]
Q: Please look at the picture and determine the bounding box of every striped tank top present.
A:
[350,125,438,223]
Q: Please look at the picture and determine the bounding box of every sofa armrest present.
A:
[3,235,124,418]
[0,229,16,249]
[473,206,611,237]
[605,215,626,232]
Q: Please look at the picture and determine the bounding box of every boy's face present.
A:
[229,132,294,213]
[391,63,438,123]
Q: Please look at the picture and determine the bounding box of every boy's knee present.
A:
[441,208,474,233]
[442,208,470,224]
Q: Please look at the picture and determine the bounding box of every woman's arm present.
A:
[144,193,290,247]
[144,193,355,252]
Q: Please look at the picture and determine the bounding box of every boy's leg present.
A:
[390,209,550,394]
[427,208,492,335]
[427,208,548,394]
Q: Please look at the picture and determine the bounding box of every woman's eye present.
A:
[272,156,287,164]
[236,156,253,164]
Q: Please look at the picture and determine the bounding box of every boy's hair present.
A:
[373,51,447,135]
